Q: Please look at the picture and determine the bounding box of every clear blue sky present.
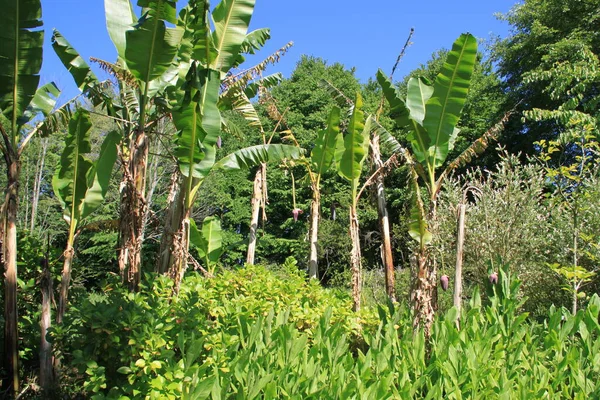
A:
[40,0,518,102]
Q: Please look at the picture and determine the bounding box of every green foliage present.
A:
[54,263,600,398]
[190,216,224,273]
[0,0,44,135]
[494,0,600,153]
[52,109,120,228]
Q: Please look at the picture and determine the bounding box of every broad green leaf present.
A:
[138,0,177,24]
[408,202,432,247]
[311,106,341,177]
[104,0,137,61]
[52,109,94,225]
[211,0,256,73]
[52,30,98,93]
[125,15,182,83]
[189,219,205,258]
[338,93,368,183]
[173,66,221,179]
[189,0,217,66]
[406,77,433,125]
[201,216,223,265]
[0,0,44,135]
[239,28,270,55]
[213,144,304,171]
[423,33,477,168]
[376,69,410,128]
[80,130,120,220]
[20,83,60,125]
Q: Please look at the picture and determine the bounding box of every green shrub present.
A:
[55,262,600,399]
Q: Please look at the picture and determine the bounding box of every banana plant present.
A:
[334,93,372,312]
[0,0,61,392]
[189,216,223,275]
[101,0,184,290]
[159,0,305,289]
[377,33,510,336]
[52,109,120,324]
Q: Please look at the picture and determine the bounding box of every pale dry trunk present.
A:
[119,129,149,291]
[349,206,362,312]
[3,154,20,395]
[453,203,466,312]
[30,139,48,232]
[39,258,53,393]
[157,171,183,274]
[246,165,265,265]
[371,135,395,302]
[56,245,74,325]
[412,253,436,339]
[308,190,320,279]
[168,208,191,294]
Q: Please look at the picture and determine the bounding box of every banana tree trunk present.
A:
[119,129,149,291]
[454,203,466,312]
[168,208,191,294]
[308,189,320,279]
[246,165,265,265]
[3,153,20,395]
[371,135,395,302]
[30,139,48,232]
[412,205,439,338]
[349,205,362,312]
[56,244,74,325]
[412,252,436,338]
[157,171,183,274]
[39,258,53,393]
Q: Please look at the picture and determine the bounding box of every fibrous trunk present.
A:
[246,164,265,265]
[119,129,149,291]
[39,258,53,393]
[412,252,436,338]
[56,245,74,325]
[371,135,395,302]
[2,153,20,394]
[168,208,191,294]
[308,189,320,279]
[349,205,362,312]
[157,171,183,274]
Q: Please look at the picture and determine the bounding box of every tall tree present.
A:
[494,0,600,153]
[0,0,54,392]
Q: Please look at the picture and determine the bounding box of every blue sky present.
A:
[40,0,518,102]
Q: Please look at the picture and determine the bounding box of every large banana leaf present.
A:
[0,0,44,135]
[213,144,304,171]
[52,30,98,93]
[240,28,270,55]
[423,33,477,168]
[53,110,119,225]
[52,109,94,225]
[211,0,255,73]
[138,0,177,23]
[125,0,183,84]
[311,106,341,177]
[104,0,137,61]
[173,65,221,179]
[190,216,223,267]
[337,93,368,184]
[376,70,410,129]
[20,83,60,125]
[80,130,120,220]
[405,77,434,164]
[189,0,217,66]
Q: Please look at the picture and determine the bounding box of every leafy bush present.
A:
[55,262,600,399]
